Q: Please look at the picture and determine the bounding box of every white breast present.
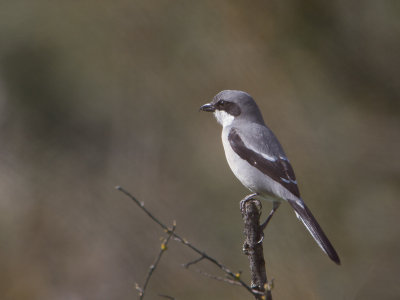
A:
[214,110,234,126]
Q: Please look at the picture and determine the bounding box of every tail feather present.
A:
[289,199,340,265]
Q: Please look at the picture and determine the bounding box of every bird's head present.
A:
[200,90,265,126]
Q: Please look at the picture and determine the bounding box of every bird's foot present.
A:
[256,232,264,244]
[240,193,258,212]
[260,202,281,231]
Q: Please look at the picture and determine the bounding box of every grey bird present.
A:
[200,90,340,265]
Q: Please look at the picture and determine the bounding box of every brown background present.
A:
[0,1,399,299]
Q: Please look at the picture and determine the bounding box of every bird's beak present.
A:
[199,103,215,112]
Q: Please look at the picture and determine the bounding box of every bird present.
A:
[199,90,340,265]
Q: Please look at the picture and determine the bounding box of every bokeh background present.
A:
[1,1,399,299]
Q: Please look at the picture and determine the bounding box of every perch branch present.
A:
[241,198,273,300]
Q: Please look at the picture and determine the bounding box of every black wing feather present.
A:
[228,128,300,198]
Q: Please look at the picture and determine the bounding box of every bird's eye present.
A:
[218,100,225,106]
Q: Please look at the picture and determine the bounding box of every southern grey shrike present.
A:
[200,90,340,265]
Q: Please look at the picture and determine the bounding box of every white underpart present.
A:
[214,110,234,126]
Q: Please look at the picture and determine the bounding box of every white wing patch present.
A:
[279,155,289,162]
[248,146,277,162]
[280,177,297,184]
[261,152,277,162]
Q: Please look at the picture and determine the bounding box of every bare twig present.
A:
[189,268,242,286]
[116,186,259,297]
[241,199,273,300]
[182,256,205,268]
[136,223,176,300]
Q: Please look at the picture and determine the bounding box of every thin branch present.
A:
[182,256,205,268]
[189,268,242,286]
[116,186,258,296]
[136,223,176,300]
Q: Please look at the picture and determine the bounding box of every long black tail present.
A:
[288,199,340,265]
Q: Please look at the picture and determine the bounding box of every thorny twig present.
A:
[116,186,262,297]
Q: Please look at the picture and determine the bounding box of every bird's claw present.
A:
[256,232,264,244]
[240,193,258,211]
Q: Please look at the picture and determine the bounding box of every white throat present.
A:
[214,110,234,127]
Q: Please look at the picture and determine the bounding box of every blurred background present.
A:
[0,1,399,299]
